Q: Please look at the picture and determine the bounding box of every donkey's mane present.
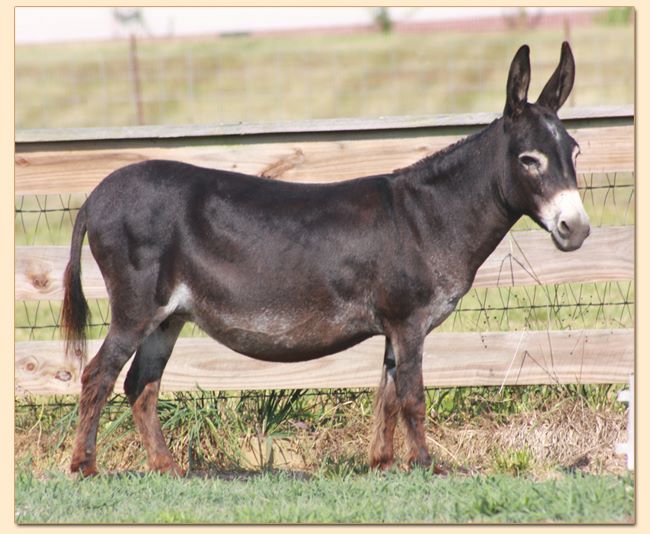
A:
[395,118,501,181]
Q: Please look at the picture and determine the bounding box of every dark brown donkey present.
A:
[62,43,589,476]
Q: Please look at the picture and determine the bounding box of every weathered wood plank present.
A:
[14,105,633,143]
[15,226,634,301]
[472,226,634,287]
[15,125,633,195]
[16,245,102,301]
[14,328,634,396]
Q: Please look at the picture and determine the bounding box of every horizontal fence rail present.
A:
[15,226,633,301]
[15,106,633,143]
[15,329,634,396]
[14,107,635,396]
[15,106,633,195]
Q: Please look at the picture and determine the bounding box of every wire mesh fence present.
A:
[14,169,635,343]
[13,172,635,245]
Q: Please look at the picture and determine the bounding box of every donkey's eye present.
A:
[518,150,548,174]
[519,155,539,168]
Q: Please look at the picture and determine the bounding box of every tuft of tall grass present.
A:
[492,446,534,476]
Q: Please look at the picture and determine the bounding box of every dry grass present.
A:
[428,402,626,478]
[290,398,627,478]
[15,390,627,480]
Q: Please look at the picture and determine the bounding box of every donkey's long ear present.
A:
[504,45,531,119]
[536,41,575,112]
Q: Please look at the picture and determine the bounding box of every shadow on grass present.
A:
[188,467,314,482]
[78,466,315,483]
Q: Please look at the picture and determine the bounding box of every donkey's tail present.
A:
[61,204,91,369]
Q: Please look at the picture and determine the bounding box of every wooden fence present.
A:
[15,106,635,396]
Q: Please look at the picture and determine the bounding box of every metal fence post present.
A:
[615,372,634,470]
[128,34,144,125]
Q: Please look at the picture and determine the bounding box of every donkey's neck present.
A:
[396,118,519,277]
[401,118,508,189]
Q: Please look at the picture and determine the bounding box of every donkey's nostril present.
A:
[558,219,571,236]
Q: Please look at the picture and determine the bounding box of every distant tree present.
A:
[112,8,150,38]
[372,8,393,33]
[598,7,633,26]
[503,8,542,30]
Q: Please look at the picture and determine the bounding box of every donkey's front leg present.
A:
[391,330,431,468]
[369,338,400,470]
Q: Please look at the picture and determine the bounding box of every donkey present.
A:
[62,42,589,476]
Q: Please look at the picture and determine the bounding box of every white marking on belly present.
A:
[162,283,193,315]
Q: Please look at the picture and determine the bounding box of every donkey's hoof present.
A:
[407,452,433,471]
[70,459,98,478]
[376,460,394,471]
[369,454,395,471]
[151,457,186,477]
[161,463,186,477]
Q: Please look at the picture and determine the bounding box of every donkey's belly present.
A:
[190,305,378,362]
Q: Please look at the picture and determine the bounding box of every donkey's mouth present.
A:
[550,221,591,252]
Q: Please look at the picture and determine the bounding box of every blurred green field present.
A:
[15,22,634,128]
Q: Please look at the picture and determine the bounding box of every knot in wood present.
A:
[30,274,50,290]
[55,370,72,382]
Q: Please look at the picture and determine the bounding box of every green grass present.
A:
[15,380,630,523]
[15,23,634,128]
[14,469,634,524]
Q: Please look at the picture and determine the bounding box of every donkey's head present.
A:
[501,42,590,251]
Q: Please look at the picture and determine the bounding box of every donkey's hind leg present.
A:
[123,317,185,476]
[70,327,145,476]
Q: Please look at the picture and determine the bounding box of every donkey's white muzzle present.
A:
[540,190,591,252]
